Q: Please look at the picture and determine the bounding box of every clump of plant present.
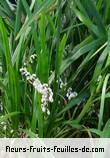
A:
[0,0,110,138]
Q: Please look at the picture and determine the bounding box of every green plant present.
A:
[0,0,110,138]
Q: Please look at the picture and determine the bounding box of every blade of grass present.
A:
[98,74,110,130]
[16,0,55,40]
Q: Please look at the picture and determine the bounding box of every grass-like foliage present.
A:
[0,0,110,138]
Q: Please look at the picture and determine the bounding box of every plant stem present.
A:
[76,95,94,122]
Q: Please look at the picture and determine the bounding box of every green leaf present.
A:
[101,119,110,137]
[98,74,110,130]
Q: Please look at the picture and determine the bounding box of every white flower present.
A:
[0,66,2,73]
[26,76,31,81]
[10,130,14,133]
[33,79,42,92]
[23,62,26,66]
[66,93,69,98]
[68,87,72,92]
[1,122,5,125]
[68,92,78,100]
[25,72,30,77]
[97,75,102,82]
[73,91,78,97]
[59,78,64,89]
[0,103,3,112]
[3,125,6,130]
[47,109,50,115]
[29,54,37,64]
[41,105,46,113]
[32,74,36,78]
[49,95,53,103]
[59,78,66,89]
[20,67,53,115]
[66,87,78,101]
[20,67,24,72]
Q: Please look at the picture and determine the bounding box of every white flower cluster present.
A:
[29,54,37,64]
[20,67,53,115]
[66,87,78,101]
